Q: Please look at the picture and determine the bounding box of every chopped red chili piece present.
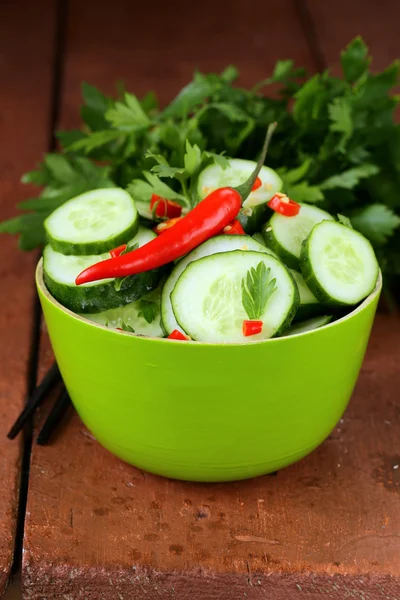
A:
[242,320,263,336]
[267,193,300,217]
[109,244,127,258]
[252,176,262,191]
[167,329,189,341]
[223,220,245,235]
[150,194,182,219]
[153,217,183,235]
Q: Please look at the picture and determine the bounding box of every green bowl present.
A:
[36,260,381,482]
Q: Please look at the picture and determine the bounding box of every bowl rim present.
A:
[36,259,382,346]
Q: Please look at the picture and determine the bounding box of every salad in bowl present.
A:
[41,127,379,344]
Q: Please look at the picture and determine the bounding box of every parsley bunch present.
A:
[1,37,400,286]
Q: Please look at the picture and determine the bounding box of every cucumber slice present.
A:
[282,315,333,337]
[237,203,270,235]
[45,188,138,255]
[263,204,334,270]
[135,200,154,221]
[171,250,299,343]
[300,221,379,306]
[290,269,323,321]
[197,159,282,208]
[161,235,275,335]
[43,244,162,314]
[82,287,164,337]
[129,225,156,246]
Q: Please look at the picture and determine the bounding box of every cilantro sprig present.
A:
[241,262,277,320]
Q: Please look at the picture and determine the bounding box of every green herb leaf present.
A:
[241,262,277,320]
[340,37,371,83]
[105,92,150,130]
[120,321,135,333]
[284,181,324,203]
[120,241,139,256]
[81,82,113,131]
[220,65,239,83]
[202,151,230,169]
[337,213,353,228]
[320,164,379,190]
[183,140,202,176]
[328,97,353,152]
[351,204,400,244]
[68,130,123,153]
[137,299,158,324]
[162,73,214,118]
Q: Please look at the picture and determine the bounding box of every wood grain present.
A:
[305,0,400,72]
[22,316,400,598]
[0,1,56,595]
[21,1,400,598]
[59,0,315,122]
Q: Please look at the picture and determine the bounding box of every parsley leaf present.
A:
[105,92,150,130]
[120,241,139,256]
[340,37,371,83]
[328,97,353,152]
[120,321,135,333]
[241,262,277,320]
[351,204,400,244]
[183,140,202,176]
[137,299,158,324]
[320,164,380,190]
[337,214,353,228]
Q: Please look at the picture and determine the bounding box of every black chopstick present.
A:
[36,387,72,445]
[7,362,61,439]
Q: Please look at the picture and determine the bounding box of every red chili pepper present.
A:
[150,194,182,219]
[223,220,245,235]
[252,177,262,191]
[268,193,300,217]
[109,244,127,258]
[75,124,277,285]
[242,320,263,336]
[153,217,183,235]
[167,329,189,341]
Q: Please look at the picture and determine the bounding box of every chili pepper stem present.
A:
[234,122,277,204]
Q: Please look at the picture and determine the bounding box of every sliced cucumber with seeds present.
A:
[290,269,323,321]
[300,221,379,306]
[45,188,138,255]
[82,287,164,337]
[263,204,334,270]
[43,229,163,313]
[171,250,298,343]
[282,315,333,337]
[197,158,282,208]
[161,235,276,335]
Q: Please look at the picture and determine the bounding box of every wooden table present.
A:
[0,1,399,597]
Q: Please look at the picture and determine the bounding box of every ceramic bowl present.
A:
[36,260,381,482]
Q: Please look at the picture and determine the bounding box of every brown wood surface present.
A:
[0,1,56,595]
[306,0,400,72]
[21,0,400,598]
[23,316,400,599]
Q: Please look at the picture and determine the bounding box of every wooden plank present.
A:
[22,1,400,598]
[0,1,56,595]
[22,316,400,598]
[60,0,315,114]
[305,0,400,72]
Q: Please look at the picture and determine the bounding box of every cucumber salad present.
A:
[42,157,379,343]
